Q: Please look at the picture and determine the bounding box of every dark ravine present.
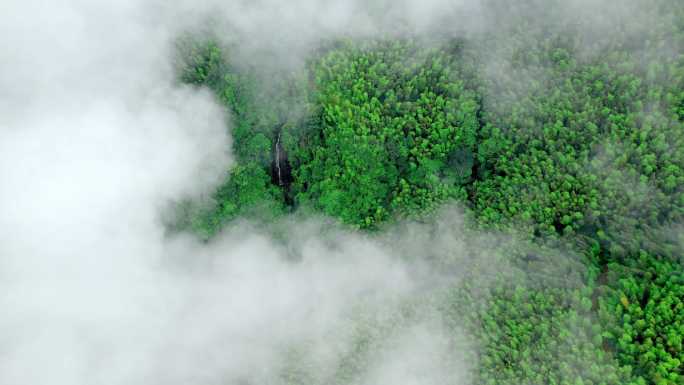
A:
[271,123,294,205]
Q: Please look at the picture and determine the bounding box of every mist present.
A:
[1,0,675,384]
[0,1,477,384]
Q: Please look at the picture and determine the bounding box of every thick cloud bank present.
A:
[4,0,660,383]
[0,2,471,384]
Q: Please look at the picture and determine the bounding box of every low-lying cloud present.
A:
[0,0,667,383]
[0,2,474,384]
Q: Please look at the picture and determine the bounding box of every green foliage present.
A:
[176,39,309,235]
[188,163,285,239]
[458,283,624,384]
[173,2,684,383]
[292,40,479,228]
[599,254,684,385]
[442,243,628,385]
[470,33,684,260]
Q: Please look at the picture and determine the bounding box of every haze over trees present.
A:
[177,0,684,383]
[1,0,683,384]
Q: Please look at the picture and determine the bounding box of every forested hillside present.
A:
[176,1,684,383]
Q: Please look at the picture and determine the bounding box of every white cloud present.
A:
[2,0,663,383]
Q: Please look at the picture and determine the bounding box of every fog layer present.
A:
[0,2,473,384]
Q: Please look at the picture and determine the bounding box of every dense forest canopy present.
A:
[175,0,684,383]
[2,0,683,384]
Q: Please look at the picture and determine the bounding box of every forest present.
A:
[171,1,684,384]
